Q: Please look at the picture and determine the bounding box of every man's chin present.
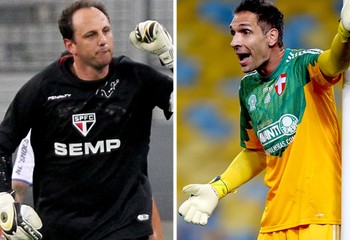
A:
[241,66,251,73]
[97,57,113,68]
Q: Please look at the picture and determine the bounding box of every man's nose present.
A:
[230,35,241,50]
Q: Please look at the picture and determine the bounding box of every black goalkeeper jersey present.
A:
[0,55,173,239]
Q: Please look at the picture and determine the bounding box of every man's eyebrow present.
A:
[83,30,97,36]
[230,22,252,29]
[237,23,253,28]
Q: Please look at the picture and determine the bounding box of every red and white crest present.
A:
[72,113,96,137]
[275,73,286,96]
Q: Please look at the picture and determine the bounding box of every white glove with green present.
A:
[0,192,42,240]
[129,20,173,69]
[178,184,219,226]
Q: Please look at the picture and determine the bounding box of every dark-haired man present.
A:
[179,0,350,239]
[0,1,173,239]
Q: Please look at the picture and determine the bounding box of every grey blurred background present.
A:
[0,0,174,239]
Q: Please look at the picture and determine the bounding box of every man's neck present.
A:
[258,47,285,77]
[71,61,109,81]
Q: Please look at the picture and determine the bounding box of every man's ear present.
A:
[64,38,76,55]
[267,28,279,47]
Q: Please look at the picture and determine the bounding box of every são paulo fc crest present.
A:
[72,113,96,137]
[275,73,286,96]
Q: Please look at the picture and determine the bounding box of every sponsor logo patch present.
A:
[257,114,298,146]
[72,113,96,137]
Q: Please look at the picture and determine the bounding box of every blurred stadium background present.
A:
[0,0,174,239]
[177,0,343,239]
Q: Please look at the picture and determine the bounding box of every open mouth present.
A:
[237,53,251,65]
[239,53,250,61]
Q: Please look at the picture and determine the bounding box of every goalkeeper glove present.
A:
[178,184,219,226]
[129,20,173,69]
[0,192,42,240]
[339,0,350,41]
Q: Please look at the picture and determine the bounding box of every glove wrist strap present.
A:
[209,176,229,199]
[159,48,174,69]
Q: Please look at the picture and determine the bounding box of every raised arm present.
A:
[318,0,350,77]
[129,20,174,72]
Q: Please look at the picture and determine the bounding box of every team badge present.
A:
[274,73,286,96]
[72,113,96,137]
[247,94,257,111]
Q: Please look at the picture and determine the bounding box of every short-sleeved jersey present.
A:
[0,56,173,240]
[239,48,341,232]
[12,130,34,184]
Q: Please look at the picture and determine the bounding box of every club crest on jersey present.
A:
[72,113,96,137]
[274,73,286,96]
[248,94,257,111]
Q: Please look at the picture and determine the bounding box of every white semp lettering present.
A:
[85,141,104,154]
[69,143,83,156]
[106,139,121,152]
[54,139,121,156]
[55,142,68,156]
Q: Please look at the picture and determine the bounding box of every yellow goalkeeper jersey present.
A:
[239,48,342,232]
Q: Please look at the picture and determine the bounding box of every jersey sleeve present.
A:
[307,61,343,89]
[0,77,40,155]
[0,74,40,191]
[119,56,173,120]
[153,76,173,120]
[12,130,34,185]
[142,66,173,120]
[298,49,342,88]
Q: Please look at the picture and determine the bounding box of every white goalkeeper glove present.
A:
[178,184,219,226]
[0,192,42,240]
[339,0,350,41]
[129,20,173,69]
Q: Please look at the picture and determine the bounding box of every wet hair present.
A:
[234,0,284,47]
[58,0,110,40]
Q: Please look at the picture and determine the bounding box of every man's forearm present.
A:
[12,180,30,203]
[319,26,350,77]
[210,149,266,198]
[150,199,163,240]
